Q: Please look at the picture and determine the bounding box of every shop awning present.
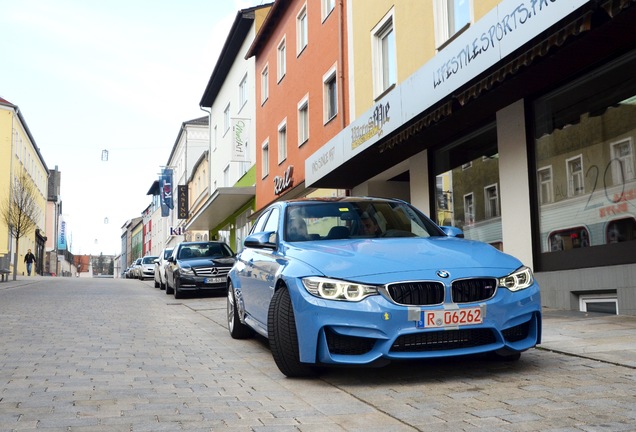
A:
[185,187,255,231]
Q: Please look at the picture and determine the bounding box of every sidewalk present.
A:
[3,275,635,368]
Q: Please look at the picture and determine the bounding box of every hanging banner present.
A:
[58,220,67,251]
[231,118,250,162]
[160,168,174,217]
[178,185,189,219]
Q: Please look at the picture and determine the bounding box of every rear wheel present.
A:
[154,278,159,288]
[227,282,253,339]
[268,287,318,378]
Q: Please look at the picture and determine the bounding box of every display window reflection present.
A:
[533,50,636,269]
[434,123,503,250]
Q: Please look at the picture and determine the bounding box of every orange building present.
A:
[247,0,349,210]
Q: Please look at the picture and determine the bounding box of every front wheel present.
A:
[227,282,253,339]
[174,278,183,299]
[165,275,174,295]
[267,287,319,378]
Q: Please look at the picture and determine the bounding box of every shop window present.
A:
[548,227,590,252]
[433,123,501,245]
[579,294,618,315]
[606,217,636,243]
[533,49,636,271]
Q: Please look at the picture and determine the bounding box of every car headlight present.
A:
[499,266,534,291]
[302,277,379,301]
[180,266,194,276]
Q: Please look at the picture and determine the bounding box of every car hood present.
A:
[178,257,235,267]
[285,237,523,283]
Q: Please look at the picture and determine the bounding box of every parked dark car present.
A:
[165,241,235,299]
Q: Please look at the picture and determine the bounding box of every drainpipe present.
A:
[338,0,346,129]
[200,105,212,195]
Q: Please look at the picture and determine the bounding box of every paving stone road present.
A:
[0,277,635,431]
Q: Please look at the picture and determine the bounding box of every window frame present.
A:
[223,104,231,135]
[372,10,396,98]
[434,0,472,48]
[566,155,584,197]
[323,65,338,123]
[261,64,269,105]
[537,166,554,204]
[322,0,335,22]
[297,95,309,146]
[296,4,308,56]
[277,37,287,83]
[484,183,500,219]
[278,119,288,164]
[463,192,474,225]
[611,138,635,184]
[238,73,248,110]
[261,139,269,179]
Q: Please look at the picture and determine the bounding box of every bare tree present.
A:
[0,170,40,281]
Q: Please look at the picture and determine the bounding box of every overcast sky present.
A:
[1,0,264,256]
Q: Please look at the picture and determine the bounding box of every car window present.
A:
[250,210,271,234]
[263,207,280,233]
[142,256,157,264]
[284,200,444,242]
[163,249,173,259]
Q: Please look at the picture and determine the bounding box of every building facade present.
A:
[186,5,272,253]
[306,0,636,315]
[0,97,49,277]
[248,0,350,212]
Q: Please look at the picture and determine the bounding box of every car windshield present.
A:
[142,256,158,264]
[178,243,233,259]
[284,200,445,242]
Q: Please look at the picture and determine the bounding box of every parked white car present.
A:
[154,247,173,289]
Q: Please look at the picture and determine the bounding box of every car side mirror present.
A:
[167,256,175,263]
[440,226,465,238]
[244,231,277,249]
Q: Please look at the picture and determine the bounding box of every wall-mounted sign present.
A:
[231,118,250,162]
[178,185,188,219]
[274,165,294,195]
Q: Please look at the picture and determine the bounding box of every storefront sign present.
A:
[351,102,391,150]
[160,168,174,217]
[274,165,294,195]
[57,220,67,251]
[177,185,188,219]
[169,226,185,236]
[231,118,250,162]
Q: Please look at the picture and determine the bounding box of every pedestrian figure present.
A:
[24,249,36,276]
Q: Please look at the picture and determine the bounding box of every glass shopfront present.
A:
[533,49,636,271]
[433,122,503,250]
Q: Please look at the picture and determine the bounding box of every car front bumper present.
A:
[286,279,542,366]
[176,274,226,290]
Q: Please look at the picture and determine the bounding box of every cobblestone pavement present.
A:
[0,276,635,431]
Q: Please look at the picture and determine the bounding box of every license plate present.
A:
[419,307,483,328]
[204,277,225,284]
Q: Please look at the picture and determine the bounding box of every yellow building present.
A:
[0,97,49,276]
